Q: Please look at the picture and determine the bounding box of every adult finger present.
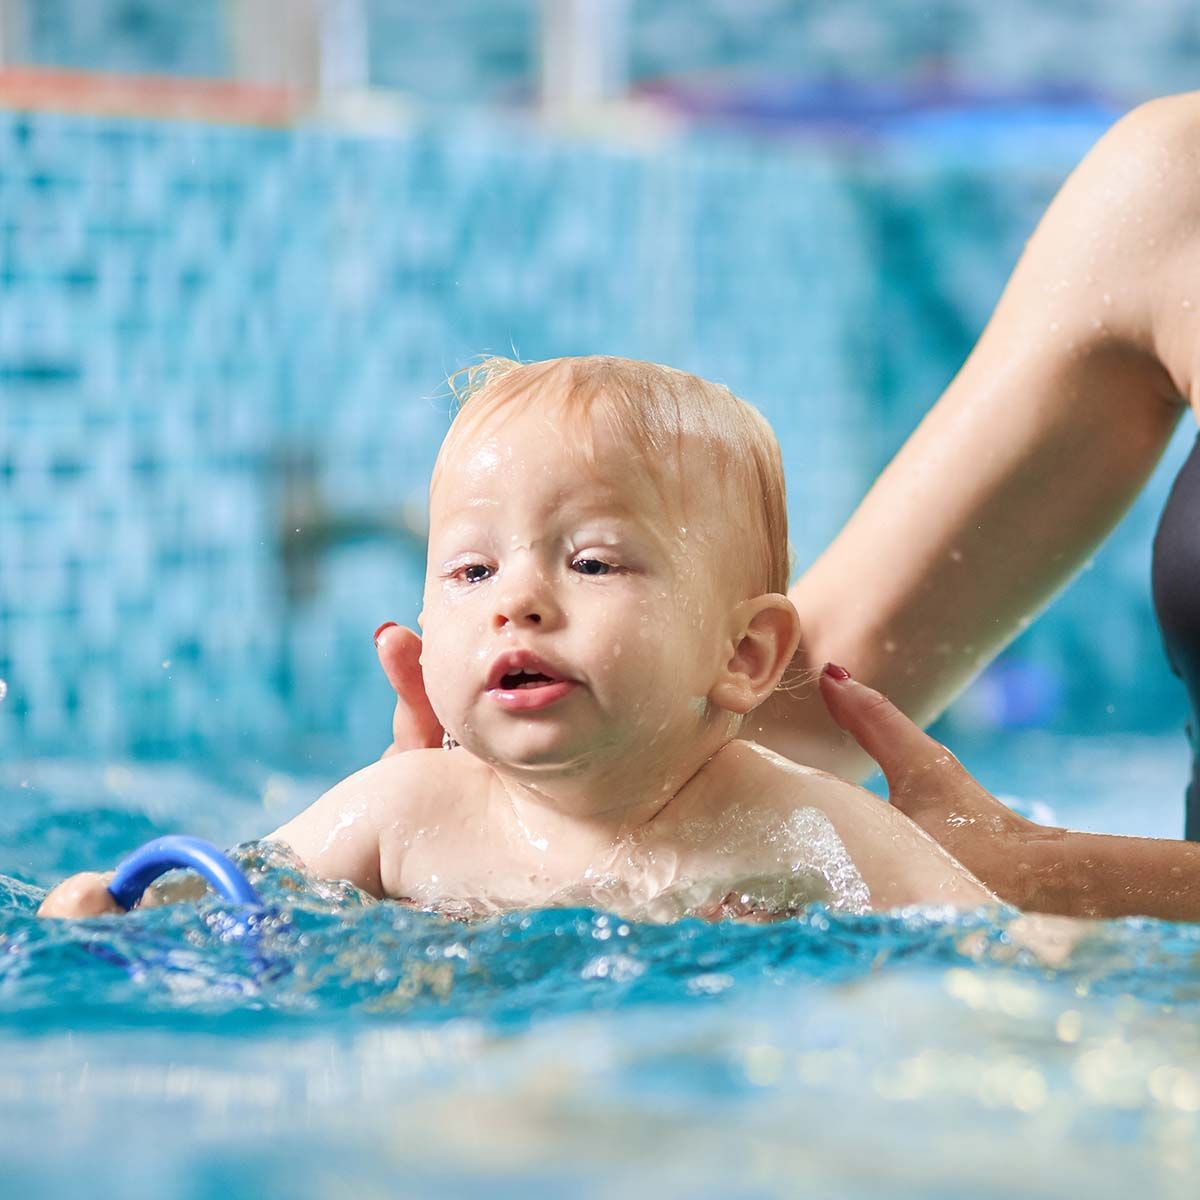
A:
[817,663,963,797]
[818,664,1037,906]
[374,622,443,754]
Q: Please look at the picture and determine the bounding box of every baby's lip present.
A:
[485,649,575,691]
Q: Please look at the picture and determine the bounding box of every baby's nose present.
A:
[492,602,546,629]
[492,567,560,630]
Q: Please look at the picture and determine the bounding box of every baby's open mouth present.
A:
[486,655,578,711]
[500,670,557,689]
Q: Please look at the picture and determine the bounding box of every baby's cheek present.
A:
[418,628,462,721]
[586,609,654,677]
[615,624,684,710]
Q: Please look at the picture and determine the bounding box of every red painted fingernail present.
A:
[373,621,398,645]
[822,662,851,680]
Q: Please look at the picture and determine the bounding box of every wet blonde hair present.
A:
[430,355,791,596]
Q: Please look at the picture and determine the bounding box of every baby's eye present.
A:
[453,563,493,584]
[571,557,617,577]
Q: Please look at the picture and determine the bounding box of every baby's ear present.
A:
[708,595,802,715]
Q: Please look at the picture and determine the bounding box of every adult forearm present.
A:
[1001,826,1200,922]
[781,99,1188,743]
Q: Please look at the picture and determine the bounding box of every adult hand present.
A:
[818,662,1200,921]
[817,663,1039,908]
[374,622,443,757]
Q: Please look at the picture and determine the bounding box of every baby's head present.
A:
[419,355,800,785]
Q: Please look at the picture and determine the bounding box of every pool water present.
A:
[2,735,1199,1199]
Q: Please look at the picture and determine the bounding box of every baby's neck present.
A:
[485,729,731,855]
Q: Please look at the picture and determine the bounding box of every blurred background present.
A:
[0,0,1196,778]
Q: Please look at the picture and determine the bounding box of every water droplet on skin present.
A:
[883,639,897,653]
[949,549,963,563]
[1102,292,1113,306]
[1048,321,1060,333]
[1184,299,1194,311]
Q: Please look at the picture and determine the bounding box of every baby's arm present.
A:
[39,750,444,917]
[264,748,448,899]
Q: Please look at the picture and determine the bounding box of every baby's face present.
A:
[419,400,740,779]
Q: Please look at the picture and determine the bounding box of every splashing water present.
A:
[4,751,1200,1196]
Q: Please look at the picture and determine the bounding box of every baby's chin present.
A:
[456,726,634,779]
[467,729,732,792]
[471,741,611,778]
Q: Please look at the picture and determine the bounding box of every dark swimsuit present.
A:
[1151,431,1200,840]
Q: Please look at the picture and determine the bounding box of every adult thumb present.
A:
[817,664,955,794]
[375,623,422,694]
[374,622,443,752]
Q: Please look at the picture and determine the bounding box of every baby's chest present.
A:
[377,818,588,913]
[662,799,873,916]
[375,816,831,922]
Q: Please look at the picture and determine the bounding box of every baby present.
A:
[40,356,997,922]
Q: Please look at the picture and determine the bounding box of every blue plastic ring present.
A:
[107,835,261,911]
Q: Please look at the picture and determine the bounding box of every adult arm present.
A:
[820,665,1200,921]
[748,95,1200,779]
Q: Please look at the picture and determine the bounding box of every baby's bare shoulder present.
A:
[660,743,875,917]
[358,746,487,823]
[695,740,841,806]
[331,746,453,806]
[675,740,879,853]
[269,748,477,851]
[657,742,834,852]
[266,748,494,901]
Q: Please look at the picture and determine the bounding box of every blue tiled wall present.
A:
[367,0,1197,109]
[20,1,1200,108]
[0,109,880,768]
[628,0,1200,103]
[0,105,1190,769]
[365,0,535,103]
[26,0,227,79]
